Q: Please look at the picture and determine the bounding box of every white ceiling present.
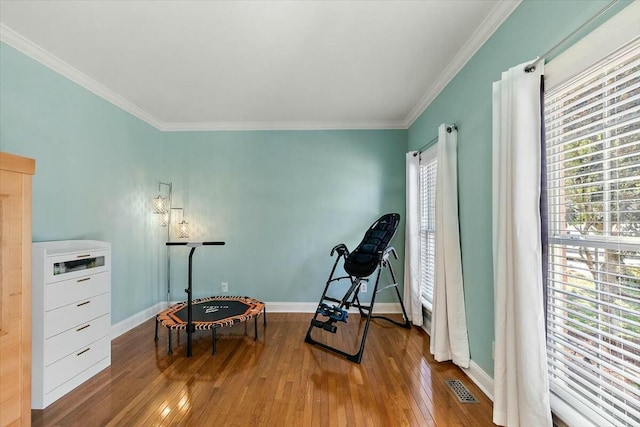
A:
[0,1,520,131]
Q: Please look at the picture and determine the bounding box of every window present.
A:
[544,40,640,427]
[419,144,437,311]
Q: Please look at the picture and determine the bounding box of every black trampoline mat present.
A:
[173,301,252,323]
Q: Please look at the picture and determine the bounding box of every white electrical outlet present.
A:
[360,283,367,293]
[221,282,229,293]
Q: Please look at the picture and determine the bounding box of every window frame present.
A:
[543,3,640,425]
[419,143,438,312]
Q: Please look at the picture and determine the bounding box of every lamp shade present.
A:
[152,195,168,214]
[177,219,190,239]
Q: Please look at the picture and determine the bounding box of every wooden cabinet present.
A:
[31,240,111,409]
[0,152,35,427]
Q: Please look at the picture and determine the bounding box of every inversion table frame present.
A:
[305,214,411,363]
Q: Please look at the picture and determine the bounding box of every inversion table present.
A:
[305,213,411,363]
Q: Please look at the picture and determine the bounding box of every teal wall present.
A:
[408,0,633,377]
[0,42,406,324]
[164,130,406,303]
[0,43,168,323]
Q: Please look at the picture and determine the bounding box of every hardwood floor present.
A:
[31,313,494,426]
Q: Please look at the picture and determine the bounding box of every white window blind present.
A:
[419,145,437,310]
[545,40,640,427]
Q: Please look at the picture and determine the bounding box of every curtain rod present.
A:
[524,0,619,72]
[414,123,457,156]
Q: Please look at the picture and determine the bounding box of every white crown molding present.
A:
[160,120,408,132]
[404,0,522,127]
[0,23,164,130]
[1,23,408,132]
[2,0,521,133]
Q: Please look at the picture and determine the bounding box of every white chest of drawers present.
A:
[31,240,111,409]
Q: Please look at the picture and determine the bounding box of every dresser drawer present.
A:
[44,313,110,366]
[46,249,111,284]
[44,292,110,339]
[45,272,110,310]
[43,335,110,394]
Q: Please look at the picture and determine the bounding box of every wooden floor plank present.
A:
[31,313,493,426]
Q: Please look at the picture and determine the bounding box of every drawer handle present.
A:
[77,277,91,283]
[77,301,91,307]
[76,324,91,332]
[76,254,91,259]
[76,348,90,356]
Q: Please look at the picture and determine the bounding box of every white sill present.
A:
[421,300,431,335]
[550,392,617,427]
[421,298,432,313]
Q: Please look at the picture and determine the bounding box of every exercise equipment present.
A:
[155,295,265,356]
[154,242,266,357]
[304,213,411,363]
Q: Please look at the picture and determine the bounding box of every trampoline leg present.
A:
[168,329,173,355]
[154,316,159,342]
[254,316,258,341]
[212,328,217,355]
[263,307,267,326]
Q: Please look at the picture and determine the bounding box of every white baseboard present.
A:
[461,360,494,402]
[110,301,499,413]
[110,302,167,340]
[265,302,402,314]
[109,301,402,340]
[417,314,494,402]
[263,302,318,313]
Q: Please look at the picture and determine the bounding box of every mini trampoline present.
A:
[153,242,266,357]
[155,295,265,356]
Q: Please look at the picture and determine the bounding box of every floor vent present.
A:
[445,379,479,403]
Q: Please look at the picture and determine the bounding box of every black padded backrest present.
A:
[344,213,400,278]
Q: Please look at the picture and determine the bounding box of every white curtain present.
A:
[404,152,423,325]
[492,61,552,427]
[429,124,470,368]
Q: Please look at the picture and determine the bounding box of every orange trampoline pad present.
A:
[157,296,264,331]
